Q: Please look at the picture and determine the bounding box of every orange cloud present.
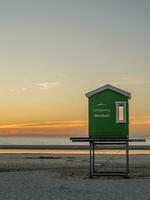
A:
[0,120,87,136]
[131,116,150,125]
[130,116,150,136]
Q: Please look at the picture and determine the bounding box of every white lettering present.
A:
[93,109,111,113]
[94,114,110,118]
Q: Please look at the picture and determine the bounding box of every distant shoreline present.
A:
[0,144,150,150]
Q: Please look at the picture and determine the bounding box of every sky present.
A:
[0,0,150,136]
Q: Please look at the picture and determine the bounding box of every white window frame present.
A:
[115,101,127,123]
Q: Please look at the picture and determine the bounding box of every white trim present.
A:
[116,101,127,123]
[85,84,131,99]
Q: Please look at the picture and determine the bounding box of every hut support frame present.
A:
[70,137,145,178]
[89,140,129,177]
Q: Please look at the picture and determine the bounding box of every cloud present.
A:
[0,120,87,136]
[35,81,60,90]
[10,89,15,92]
[131,116,150,125]
[131,120,150,125]
[8,81,60,92]
[21,88,28,91]
[0,120,86,129]
[56,73,68,77]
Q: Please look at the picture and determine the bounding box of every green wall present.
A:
[88,89,129,138]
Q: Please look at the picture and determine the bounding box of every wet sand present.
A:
[0,154,150,200]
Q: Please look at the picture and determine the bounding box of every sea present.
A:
[0,136,74,146]
[0,135,149,154]
[0,135,149,145]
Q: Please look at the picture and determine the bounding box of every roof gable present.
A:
[85,84,131,99]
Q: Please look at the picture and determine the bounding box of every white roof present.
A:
[85,84,131,98]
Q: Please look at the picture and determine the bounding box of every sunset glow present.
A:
[0,1,150,136]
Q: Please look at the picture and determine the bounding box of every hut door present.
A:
[115,102,126,123]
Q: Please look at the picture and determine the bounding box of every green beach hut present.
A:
[86,84,131,138]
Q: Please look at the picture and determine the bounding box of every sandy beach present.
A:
[0,153,149,200]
